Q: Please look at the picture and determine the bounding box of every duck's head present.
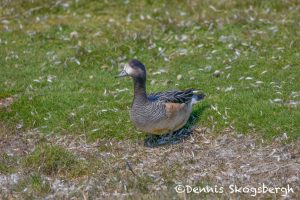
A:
[117,59,146,79]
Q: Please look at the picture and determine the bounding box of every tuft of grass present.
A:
[23,143,87,177]
[30,173,50,193]
[13,173,51,198]
[0,153,16,174]
[127,175,156,194]
[0,162,13,174]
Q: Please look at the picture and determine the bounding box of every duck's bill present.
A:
[116,69,128,78]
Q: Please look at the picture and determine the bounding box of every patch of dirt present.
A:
[0,125,41,157]
[0,96,15,111]
[0,127,299,199]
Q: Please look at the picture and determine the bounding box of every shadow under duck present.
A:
[117,59,205,136]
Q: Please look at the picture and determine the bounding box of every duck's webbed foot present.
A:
[144,128,192,148]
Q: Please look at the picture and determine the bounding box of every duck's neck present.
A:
[133,77,148,104]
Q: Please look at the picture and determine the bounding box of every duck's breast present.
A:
[130,102,165,132]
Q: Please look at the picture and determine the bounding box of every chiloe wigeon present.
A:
[117,59,205,136]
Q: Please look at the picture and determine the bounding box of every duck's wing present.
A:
[148,88,197,104]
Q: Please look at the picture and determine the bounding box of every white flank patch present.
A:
[191,95,199,105]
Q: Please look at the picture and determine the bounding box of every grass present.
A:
[23,143,87,177]
[0,153,16,174]
[0,1,299,198]
[13,173,51,198]
[0,0,299,140]
[0,0,300,199]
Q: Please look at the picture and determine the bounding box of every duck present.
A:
[117,59,205,135]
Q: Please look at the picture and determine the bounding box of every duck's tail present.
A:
[191,90,205,105]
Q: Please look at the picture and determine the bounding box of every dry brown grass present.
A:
[1,127,299,199]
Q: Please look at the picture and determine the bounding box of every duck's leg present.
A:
[173,128,192,138]
[168,128,192,144]
[144,128,192,147]
[144,134,161,147]
[144,132,173,147]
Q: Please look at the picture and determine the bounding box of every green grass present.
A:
[13,173,51,198]
[0,0,299,140]
[23,143,87,177]
[0,152,17,174]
